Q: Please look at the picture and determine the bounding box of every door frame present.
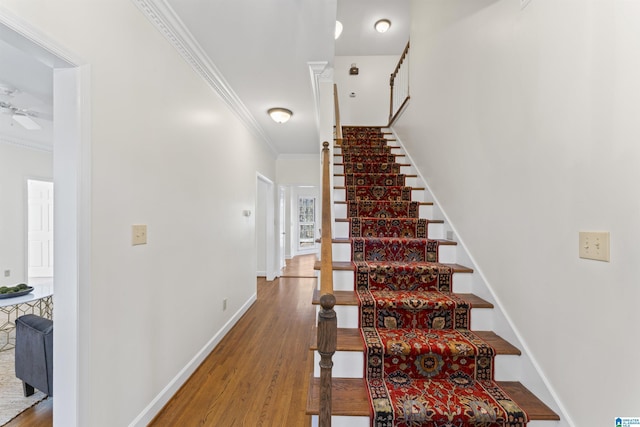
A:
[256,173,276,281]
[291,185,320,256]
[0,12,90,427]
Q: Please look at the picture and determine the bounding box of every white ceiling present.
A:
[0,38,53,150]
[336,0,410,56]
[0,0,409,154]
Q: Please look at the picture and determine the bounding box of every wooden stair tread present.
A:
[312,288,359,306]
[336,163,411,167]
[470,331,521,355]
[335,218,443,223]
[330,238,456,245]
[456,293,493,308]
[306,376,369,416]
[335,162,411,167]
[497,381,561,420]
[335,201,433,206]
[312,288,491,308]
[334,173,418,178]
[306,377,559,420]
[335,145,401,149]
[310,327,363,351]
[335,154,405,157]
[310,327,518,355]
[333,186,425,191]
[314,260,473,273]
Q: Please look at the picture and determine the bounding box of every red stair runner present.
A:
[341,126,528,427]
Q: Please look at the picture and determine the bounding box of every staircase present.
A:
[307,126,559,426]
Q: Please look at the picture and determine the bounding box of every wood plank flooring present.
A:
[151,255,317,426]
[7,255,319,427]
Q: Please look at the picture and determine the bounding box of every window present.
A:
[298,196,316,249]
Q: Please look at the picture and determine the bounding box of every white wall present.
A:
[334,55,399,126]
[0,143,52,286]
[395,1,640,426]
[2,1,276,426]
[276,154,321,186]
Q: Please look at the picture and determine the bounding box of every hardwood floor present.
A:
[8,255,318,427]
[151,255,317,426]
[4,398,52,427]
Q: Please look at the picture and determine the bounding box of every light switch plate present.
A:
[579,231,609,262]
[132,224,147,245]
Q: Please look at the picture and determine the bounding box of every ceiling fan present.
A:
[0,85,51,130]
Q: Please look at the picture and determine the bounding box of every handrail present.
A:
[319,142,334,297]
[334,84,343,145]
[389,41,410,126]
[317,141,336,426]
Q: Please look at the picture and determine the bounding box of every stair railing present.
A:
[318,140,337,427]
[316,83,342,426]
[389,41,410,126]
[334,84,343,146]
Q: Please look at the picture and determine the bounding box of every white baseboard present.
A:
[128,292,257,427]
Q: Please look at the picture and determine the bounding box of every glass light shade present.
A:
[374,19,391,33]
[268,108,293,124]
[335,21,343,39]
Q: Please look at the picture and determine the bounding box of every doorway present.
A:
[256,174,276,281]
[1,14,88,427]
[27,179,54,278]
[291,186,320,256]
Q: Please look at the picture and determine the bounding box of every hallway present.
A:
[150,254,318,426]
[9,255,318,427]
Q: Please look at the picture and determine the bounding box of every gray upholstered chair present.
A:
[15,314,53,397]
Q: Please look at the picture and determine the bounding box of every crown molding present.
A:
[132,0,278,156]
[0,133,53,152]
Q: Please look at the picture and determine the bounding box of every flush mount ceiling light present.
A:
[268,108,293,124]
[12,113,41,130]
[335,20,343,39]
[374,19,391,33]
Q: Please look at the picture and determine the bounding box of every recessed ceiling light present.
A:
[374,19,391,33]
[335,21,343,39]
[268,108,293,124]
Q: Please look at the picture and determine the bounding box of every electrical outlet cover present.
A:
[132,224,147,245]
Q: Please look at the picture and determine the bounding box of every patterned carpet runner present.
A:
[341,126,528,427]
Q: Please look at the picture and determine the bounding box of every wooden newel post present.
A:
[318,293,337,427]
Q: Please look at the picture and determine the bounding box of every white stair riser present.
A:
[493,355,522,381]
[334,221,349,238]
[332,270,355,291]
[312,415,369,427]
[315,304,360,328]
[313,350,363,378]
[419,204,433,218]
[471,308,493,330]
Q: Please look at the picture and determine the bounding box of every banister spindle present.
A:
[318,293,337,426]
